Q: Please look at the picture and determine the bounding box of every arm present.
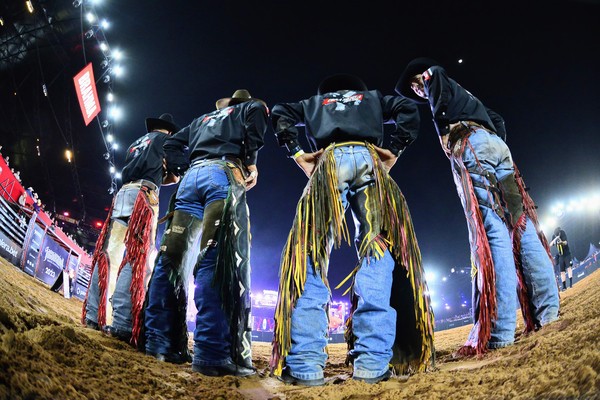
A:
[423,66,453,137]
[242,101,269,190]
[162,158,180,186]
[272,102,323,178]
[272,102,305,157]
[164,125,190,176]
[486,108,507,142]
[559,231,568,245]
[377,95,420,171]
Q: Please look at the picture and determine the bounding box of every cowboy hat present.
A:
[395,57,440,103]
[145,113,180,133]
[215,89,267,110]
[317,73,368,95]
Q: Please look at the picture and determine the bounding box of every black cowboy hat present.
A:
[317,73,368,95]
[145,113,180,133]
[395,57,440,103]
[215,89,267,110]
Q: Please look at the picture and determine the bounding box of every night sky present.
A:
[2,1,599,316]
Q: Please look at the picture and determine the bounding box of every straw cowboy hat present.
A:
[215,89,267,110]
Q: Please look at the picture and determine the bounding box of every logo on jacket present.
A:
[322,91,364,111]
[202,107,234,127]
[128,134,152,158]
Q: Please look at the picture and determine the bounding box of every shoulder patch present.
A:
[423,68,432,81]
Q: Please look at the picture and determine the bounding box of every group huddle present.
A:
[81,57,560,386]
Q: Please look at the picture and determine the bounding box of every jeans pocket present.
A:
[112,187,139,219]
[208,165,230,189]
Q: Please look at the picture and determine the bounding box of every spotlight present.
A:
[112,143,119,150]
[101,120,110,128]
[102,152,110,160]
[99,42,108,52]
[106,93,114,102]
[0,18,4,27]
[85,29,94,39]
[100,59,110,69]
[73,0,82,7]
[101,19,110,29]
[85,12,96,23]
[103,74,110,83]
[26,1,34,13]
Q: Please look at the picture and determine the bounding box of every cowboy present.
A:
[396,58,560,355]
[82,113,180,346]
[144,90,268,376]
[550,227,573,291]
[270,74,434,386]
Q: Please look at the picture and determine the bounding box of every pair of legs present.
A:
[86,183,157,337]
[145,162,247,371]
[459,129,559,348]
[285,145,396,382]
[557,254,573,290]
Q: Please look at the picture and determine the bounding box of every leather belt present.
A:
[123,179,158,191]
[191,156,249,179]
[448,121,494,148]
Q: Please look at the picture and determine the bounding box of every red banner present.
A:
[73,63,101,126]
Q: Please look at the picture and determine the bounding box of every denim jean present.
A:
[460,129,559,348]
[145,162,232,364]
[86,183,155,331]
[286,145,396,380]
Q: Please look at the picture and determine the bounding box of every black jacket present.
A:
[165,100,268,174]
[121,131,169,186]
[422,66,506,141]
[272,90,419,156]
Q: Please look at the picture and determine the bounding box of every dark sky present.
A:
[2,0,600,315]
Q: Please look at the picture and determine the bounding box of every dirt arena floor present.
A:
[0,256,598,399]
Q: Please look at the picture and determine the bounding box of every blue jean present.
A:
[86,182,157,332]
[460,129,559,348]
[144,162,232,363]
[286,145,396,380]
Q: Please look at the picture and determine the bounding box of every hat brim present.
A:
[215,97,267,110]
[317,73,368,95]
[145,118,180,133]
[395,57,439,104]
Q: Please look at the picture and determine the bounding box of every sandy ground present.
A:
[0,257,598,400]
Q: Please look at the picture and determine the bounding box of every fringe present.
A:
[270,146,348,376]
[512,213,535,333]
[451,138,497,356]
[270,142,434,375]
[512,164,554,332]
[119,187,155,347]
[197,164,252,368]
[81,201,114,327]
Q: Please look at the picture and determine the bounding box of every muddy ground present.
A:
[0,256,598,399]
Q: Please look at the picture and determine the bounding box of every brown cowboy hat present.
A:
[395,57,440,103]
[215,89,267,110]
[145,113,180,133]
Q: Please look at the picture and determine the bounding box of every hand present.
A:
[294,149,324,178]
[373,146,398,172]
[162,172,180,186]
[245,165,258,190]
